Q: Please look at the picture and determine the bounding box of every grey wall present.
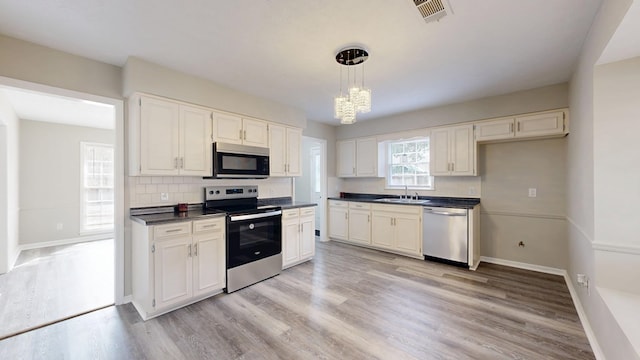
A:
[479,138,567,269]
[0,92,20,274]
[123,57,306,129]
[567,0,639,359]
[303,120,337,177]
[19,120,114,245]
[335,83,569,140]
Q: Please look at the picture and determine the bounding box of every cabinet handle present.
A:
[510,123,514,133]
[390,218,393,226]
[165,228,182,233]
[180,157,184,169]
[239,129,243,140]
[174,157,178,169]
[367,215,370,222]
[194,243,198,256]
[244,130,247,140]
[201,224,217,228]
[188,244,192,257]
[517,122,521,132]
[451,163,454,172]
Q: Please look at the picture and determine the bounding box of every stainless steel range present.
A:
[203,186,282,293]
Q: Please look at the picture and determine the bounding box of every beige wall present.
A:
[0,92,20,274]
[0,35,122,99]
[123,57,306,128]
[479,138,567,269]
[303,120,337,178]
[568,0,639,359]
[19,120,114,245]
[336,83,569,140]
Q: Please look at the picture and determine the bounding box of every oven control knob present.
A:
[209,191,214,195]
[215,190,220,194]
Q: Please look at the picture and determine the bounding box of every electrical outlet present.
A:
[528,188,537,197]
[56,223,63,231]
[468,187,476,196]
[160,193,169,201]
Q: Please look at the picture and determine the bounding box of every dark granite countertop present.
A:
[328,193,480,209]
[258,197,317,209]
[131,199,317,226]
[130,204,226,226]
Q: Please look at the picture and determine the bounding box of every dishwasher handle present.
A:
[423,208,467,216]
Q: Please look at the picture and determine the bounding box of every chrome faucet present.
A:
[415,192,419,200]
[404,185,408,199]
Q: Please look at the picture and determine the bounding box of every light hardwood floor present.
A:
[0,240,594,359]
[0,239,114,339]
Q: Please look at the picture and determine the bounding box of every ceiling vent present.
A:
[412,0,452,23]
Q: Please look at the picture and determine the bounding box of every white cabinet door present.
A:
[242,118,269,147]
[515,111,565,138]
[179,105,212,176]
[329,201,349,240]
[430,125,476,176]
[154,236,192,311]
[430,128,451,176]
[268,124,287,176]
[394,214,421,255]
[299,212,315,260]
[282,212,301,267]
[286,127,302,176]
[140,96,180,175]
[450,125,475,176]
[474,118,515,142]
[337,140,356,177]
[356,137,378,177]
[213,112,243,144]
[348,209,371,245]
[371,211,394,249]
[192,228,225,298]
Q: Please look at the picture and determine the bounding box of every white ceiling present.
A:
[597,0,640,65]
[0,87,115,129]
[0,0,603,125]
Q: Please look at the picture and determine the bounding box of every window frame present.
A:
[384,137,434,190]
[80,142,115,235]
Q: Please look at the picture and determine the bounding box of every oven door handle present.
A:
[229,210,282,222]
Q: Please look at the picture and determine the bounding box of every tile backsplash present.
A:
[128,176,293,208]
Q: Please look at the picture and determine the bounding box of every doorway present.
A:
[295,136,328,241]
[0,77,124,339]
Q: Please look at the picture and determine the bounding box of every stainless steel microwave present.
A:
[208,142,270,179]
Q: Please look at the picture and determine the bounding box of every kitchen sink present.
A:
[374,198,431,205]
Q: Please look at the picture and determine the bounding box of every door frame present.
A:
[0,76,125,305]
[301,136,328,242]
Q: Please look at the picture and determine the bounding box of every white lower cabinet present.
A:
[371,204,422,258]
[328,200,349,240]
[132,217,225,320]
[282,207,316,269]
[348,202,371,245]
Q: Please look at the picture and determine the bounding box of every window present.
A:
[81,142,114,233]
[386,138,433,189]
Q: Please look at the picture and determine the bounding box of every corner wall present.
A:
[0,92,20,274]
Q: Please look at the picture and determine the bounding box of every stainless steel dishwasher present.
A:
[422,207,468,265]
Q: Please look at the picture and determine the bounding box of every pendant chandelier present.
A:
[334,47,371,124]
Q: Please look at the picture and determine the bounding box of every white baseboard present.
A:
[479,256,604,360]
[18,233,113,252]
[479,256,565,275]
[564,274,606,360]
[119,295,132,305]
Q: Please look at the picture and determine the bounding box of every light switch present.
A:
[160,193,169,201]
[528,188,537,197]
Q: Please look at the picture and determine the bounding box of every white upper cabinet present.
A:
[337,137,379,178]
[213,113,269,148]
[474,109,568,143]
[130,94,212,176]
[269,124,301,177]
[431,124,476,176]
[515,110,566,138]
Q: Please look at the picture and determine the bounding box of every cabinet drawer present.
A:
[154,222,191,239]
[371,203,423,215]
[193,218,224,234]
[282,209,299,219]
[299,207,315,217]
[349,202,371,210]
[329,200,348,208]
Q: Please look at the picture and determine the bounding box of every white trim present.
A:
[566,216,594,243]
[479,256,565,275]
[480,210,565,220]
[0,75,126,305]
[121,295,133,304]
[302,136,329,243]
[592,241,640,255]
[565,275,606,360]
[479,256,604,359]
[18,233,113,251]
